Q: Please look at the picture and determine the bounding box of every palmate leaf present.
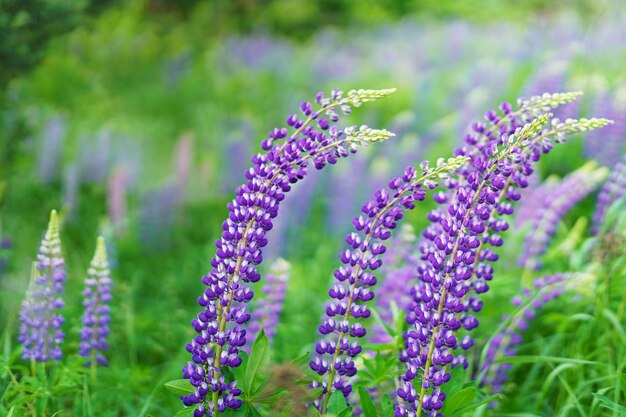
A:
[442,387,477,416]
[327,390,349,415]
[358,386,379,417]
[381,394,394,417]
[592,393,626,416]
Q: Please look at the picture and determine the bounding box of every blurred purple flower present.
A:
[18,210,66,362]
[247,258,290,348]
[38,116,66,184]
[79,236,112,367]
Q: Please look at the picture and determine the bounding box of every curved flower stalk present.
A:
[372,224,420,345]
[181,88,396,417]
[79,236,113,367]
[478,273,593,393]
[309,155,469,413]
[518,163,607,271]
[18,210,66,362]
[397,95,612,417]
[246,258,290,347]
[591,155,626,235]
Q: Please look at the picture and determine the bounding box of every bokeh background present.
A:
[1,0,625,415]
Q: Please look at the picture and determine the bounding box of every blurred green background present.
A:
[1,0,625,415]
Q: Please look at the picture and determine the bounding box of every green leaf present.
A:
[247,405,265,417]
[493,355,599,365]
[246,330,271,393]
[327,390,349,414]
[359,386,379,417]
[7,407,15,417]
[592,393,626,415]
[381,394,394,417]
[164,379,194,396]
[303,387,325,401]
[251,388,287,405]
[222,404,249,417]
[289,351,311,366]
[175,407,196,417]
[450,394,503,416]
[232,351,249,386]
[337,407,353,417]
[249,376,271,399]
[445,365,465,397]
[442,387,477,416]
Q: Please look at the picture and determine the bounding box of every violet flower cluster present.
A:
[591,155,626,235]
[246,258,290,347]
[396,94,612,417]
[182,88,396,417]
[397,115,549,417]
[79,236,113,366]
[18,210,66,362]
[518,164,606,270]
[309,156,469,413]
[478,273,591,393]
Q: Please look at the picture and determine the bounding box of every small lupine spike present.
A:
[18,210,66,362]
[79,236,113,367]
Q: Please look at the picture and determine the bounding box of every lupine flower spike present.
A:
[18,210,66,362]
[79,236,113,368]
[182,88,395,417]
[310,155,469,413]
[396,93,612,417]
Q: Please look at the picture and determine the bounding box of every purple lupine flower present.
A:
[309,156,469,413]
[0,234,10,279]
[80,130,110,183]
[174,133,194,205]
[18,210,66,362]
[79,236,112,367]
[246,258,290,347]
[62,162,80,219]
[478,273,588,393]
[518,164,606,270]
[38,116,66,184]
[182,88,397,417]
[108,168,127,234]
[396,94,612,417]
[397,114,550,417]
[591,155,626,234]
[372,224,419,345]
[139,182,179,250]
